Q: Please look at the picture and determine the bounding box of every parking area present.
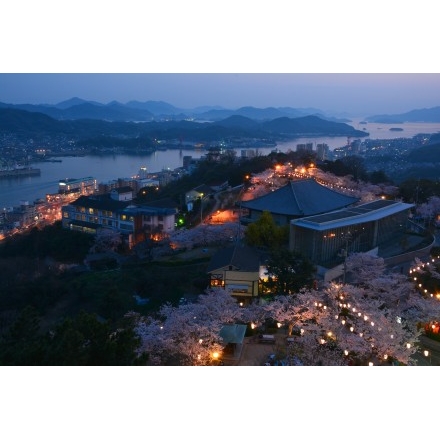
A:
[224,333,287,366]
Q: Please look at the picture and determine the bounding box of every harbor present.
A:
[0,166,41,179]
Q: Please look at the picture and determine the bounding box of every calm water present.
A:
[2,120,440,209]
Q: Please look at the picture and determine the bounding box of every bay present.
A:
[2,120,440,209]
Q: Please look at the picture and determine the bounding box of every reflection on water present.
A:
[2,120,440,209]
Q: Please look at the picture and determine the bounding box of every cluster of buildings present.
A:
[207,178,422,304]
[1,158,200,241]
[61,187,178,247]
[2,143,430,308]
[58,165,193,246]
[296,142,331,161]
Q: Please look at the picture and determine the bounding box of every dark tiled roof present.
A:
[192,184,214,194]
[69,195,132,211]
[122,206,177,216]
[112,186,133,193]
[207,243,264,272]
[68,195,178,215]
[241,179,359,216]
[135,198,178,210]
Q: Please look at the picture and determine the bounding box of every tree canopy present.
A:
[262,248,316,295]
[244,210,289,249]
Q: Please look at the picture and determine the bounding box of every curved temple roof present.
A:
[241,179,359,217]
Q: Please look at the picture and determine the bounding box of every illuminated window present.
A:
[211,279,225,287]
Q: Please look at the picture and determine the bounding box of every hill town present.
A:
[1,101,440,366]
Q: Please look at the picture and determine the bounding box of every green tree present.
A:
[368,170,392,185]
[42,312,143,366]
[0,306,45,365]
[244,211,288,249]
[340,155,367,182]
[398,179,440,204]
[262,248,316,295]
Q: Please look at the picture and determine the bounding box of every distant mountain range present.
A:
[0,98,350,123]
[1,98,439,125]
[0,108,367,142]
[366,106,440,123]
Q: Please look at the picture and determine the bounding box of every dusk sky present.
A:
[1,73,440,118]
[1,3,439,119]
[1,2,438,422]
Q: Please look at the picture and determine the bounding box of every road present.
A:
[413,335,440,366]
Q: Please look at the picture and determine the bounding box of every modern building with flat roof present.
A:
[58,177,96,195]
[289,199,415,281]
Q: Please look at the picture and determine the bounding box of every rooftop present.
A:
[207,243,266,273]
[241,178,359,217]
[291,199,415,231]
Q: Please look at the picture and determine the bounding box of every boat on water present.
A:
[0,166,41,179]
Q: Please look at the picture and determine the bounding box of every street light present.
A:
[424,349,431,365]
[211,351,221,365]
[200,193,204,224]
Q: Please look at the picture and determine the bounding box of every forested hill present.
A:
[366,106,440,123]
[0,108,367,141]
[407,142,440,162]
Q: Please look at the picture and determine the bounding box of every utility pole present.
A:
[342,231,352,284]
[236,184,245,241]
[343,243,348,284]
[200,194,204,224]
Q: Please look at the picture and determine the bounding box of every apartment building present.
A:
[61,191,177,247]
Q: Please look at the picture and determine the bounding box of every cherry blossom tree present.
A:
[243,250,440,366]
[89,228,122,253]
[132,252,440,366]
[344,252,387,285]
[243,282,422,366]
[416,196,440,226]
[132,288,244,365]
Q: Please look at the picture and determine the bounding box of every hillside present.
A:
[261,115,366,136]
[407,142,440,162]
[0,108,367,142]
[366,106,440,123]
[0,99,331,122]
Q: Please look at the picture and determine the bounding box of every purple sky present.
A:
[1,73,440,118]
